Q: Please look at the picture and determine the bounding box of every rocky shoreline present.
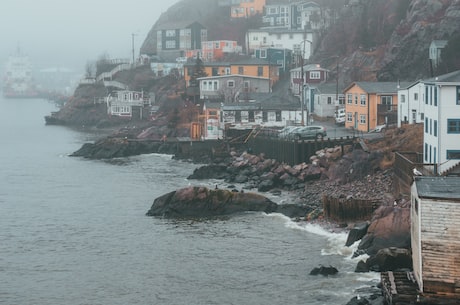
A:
[71,131,412,305]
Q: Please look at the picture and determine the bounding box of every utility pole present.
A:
[132,33,137,64]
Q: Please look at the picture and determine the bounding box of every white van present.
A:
[335,108,346,125]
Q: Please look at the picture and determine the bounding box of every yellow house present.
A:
[343,82,402,132]
[184,58,279,90]
[231,0,266,18]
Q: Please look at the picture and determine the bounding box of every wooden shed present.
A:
[411,176,460,299]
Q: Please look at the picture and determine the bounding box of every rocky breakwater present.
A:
[146,186,278,218]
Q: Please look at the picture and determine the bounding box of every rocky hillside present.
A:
[142,0,460,84]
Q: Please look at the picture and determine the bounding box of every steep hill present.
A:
[141,0,460,84]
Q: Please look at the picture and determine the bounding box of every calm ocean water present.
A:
[0,97,379,305]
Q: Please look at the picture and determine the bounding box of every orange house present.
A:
[184,58,279,90]
[201,40,242,61]
[231,0,266,18]
[343,82,402,132]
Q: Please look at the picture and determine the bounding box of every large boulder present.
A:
[146,186,278,218]
[357,206,411,255]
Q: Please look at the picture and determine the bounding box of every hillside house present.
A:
[184,58,279,91]
[411,176,460,300]
[397,80,425,127]
[311,82,345,119]
[247,29,315,60]
[263,1,322,30]
[155,21,207,61]
[343,82,406,133]
[429,40,448,69]
[198,75,270,102]
[106,90,150,119]
[290,64,329,97]
[422,70,460,175]
[254,47,292,75]
[230,0,266,18]
[221,98,304,129]
[201,40,242,61]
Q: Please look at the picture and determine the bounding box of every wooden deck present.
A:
[381,271,460,305]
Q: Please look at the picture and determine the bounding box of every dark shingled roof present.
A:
[423,69,460,83]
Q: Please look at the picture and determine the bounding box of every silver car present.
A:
[288,125,327,140]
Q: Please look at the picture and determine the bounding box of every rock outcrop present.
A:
[146,186,278,218]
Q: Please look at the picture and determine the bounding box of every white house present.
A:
[397,80,425,127]
[198,74,270,102]
[422,70,460,174]
[429,40,448,69]
[312,82,345,119]
[247,28,315,60]
[106,90,149,119]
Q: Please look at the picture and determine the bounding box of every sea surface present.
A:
[0,97,379,305]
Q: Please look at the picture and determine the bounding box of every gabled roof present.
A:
[414,176,460,200]
[155,20,205,31]
[197,74,269,81]
[315,82,345,95]
[430,40,448,48]
[423,69,460,84]
[344,81,411,94]
[290,64,328,73]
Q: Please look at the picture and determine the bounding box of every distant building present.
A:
[155,21,207,61]
[201,40,242,61]
[254,47,292,75]
[230,0,266,18]
[263,1,322,30]
[397,80,425,127]
[343,82,406,132]
[311,82,345,119]
[429,40,448,69]
[106,90,150,119]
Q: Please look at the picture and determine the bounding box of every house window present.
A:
[401,94,406,103]
[381,96,392,105]
[425,143,428,162]
[215,42,220,49]
[213,81,218,91]
[338,96,345,105]
[360,94,366,106]
[268,7,277,14]
[165,40,176,49]
[227,80,235,88]
[347,94,352,104]
[447,150,460,159]
[225,68,231,75]
[262,111,268,122]
[425,86,428,105]
[425,118,428,133]
[257,66,263,77]
[165,30,176,37]
[359,114,366,124]
[244,81,250,89]
[354,94,358,105]
[430,119,432,135]
[249,111,255,122]
[327,97,332,104]
[238,67,244,74]
[260,49,267,58]
[347,112,353,122]
[275,111,281,122]
[447,119,460,133]
[212,67,219,76]
[434,86,438,106]
[457,86,460,105]
[434,120,437,137]
[414,93,418,101]
[310,71,320,79]
[235,111,241,122]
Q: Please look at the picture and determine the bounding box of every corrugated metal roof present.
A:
[414,176,460,200]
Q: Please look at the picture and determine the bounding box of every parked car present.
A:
[278,126,302,138]
[288,125,327,140]
[335,108,346,125]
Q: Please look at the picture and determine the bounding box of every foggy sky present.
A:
[0,0,180,73]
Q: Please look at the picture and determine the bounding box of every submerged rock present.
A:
[146,186,278,218]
